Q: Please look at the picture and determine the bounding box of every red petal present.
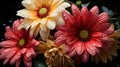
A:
[81,7,89,25]
[75,42,84,55]
[62,11,75,25]
[97,12,109,24]
[71,4,81,23]
[90,6,99,16]
[0,40,17,47]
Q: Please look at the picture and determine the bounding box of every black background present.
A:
[0,0,120,67]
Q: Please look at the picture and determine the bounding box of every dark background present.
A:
[0,0,120,67]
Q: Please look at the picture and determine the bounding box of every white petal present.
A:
[47,19,56,30]
[40,28,50,41]
[49,2,70,17]
[40,18,48,32]
[30,19,41,29]
[17,9,38,19]
[22,0,39,10]
[18,19,34,30]
[55,14,65,26]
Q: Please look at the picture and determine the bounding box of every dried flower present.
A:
[35,39,75,67]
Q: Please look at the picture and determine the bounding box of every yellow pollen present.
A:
[19,38,25,47]
[39,8,47,15]
[80,30,88,38]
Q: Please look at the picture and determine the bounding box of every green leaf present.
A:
[33,54,47,67]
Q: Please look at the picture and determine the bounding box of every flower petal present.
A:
[97,12,109,24]
[5,28,19,40]
[22,0,39,10]
[71,4,81,23]
[49,2,70,17]
[40,28,50,41]
[75,42,84,55]
[85,41,99,55]
[47,19,56,30]
[62,11,74,24]
[90,6,99,16]
[0,40,17,47]
[81,6,89,24]
[10,51,21,65]
[81,51,89,63]
[17,9,38,19]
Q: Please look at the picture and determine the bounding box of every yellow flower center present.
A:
[80,30,88,39]
[19,38,25,47]
[39,8,47,15]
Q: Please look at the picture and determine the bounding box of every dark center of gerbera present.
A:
[19,38,25,47]
[38,7,49,18]
[80,30,88,39]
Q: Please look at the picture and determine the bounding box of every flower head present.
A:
[17,0,70,40]
[0,19,39,67]
[55,4,114,62]
[35,39,75,67]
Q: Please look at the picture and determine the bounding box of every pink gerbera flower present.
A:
[55,4,114,63]
[0,19,39,67]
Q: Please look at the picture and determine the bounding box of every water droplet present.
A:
[4,49,10,52]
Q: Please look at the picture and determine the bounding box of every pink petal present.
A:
[16,60,21,67]
[66,36,78,45]
[10,51,21,65]
[3,50,16,64]
[92,32,110,42]
[5,28,19,40]
[54,35,66,46]
[104,24,114,35]
[81,51,89,63]
[71,4,81,23]
[62,11,75,24]
[85,42,97,55]
[20,48,27,54]
[0,40,17,47]
[69,49,76,57]
[75,42,84,55]
[31,39,39,46]
[54,30,64,38]
[12,19,21,32]
[91,38,102,47]
[97,12,109,24]
[90,6,99,16]
[85,41,99,56]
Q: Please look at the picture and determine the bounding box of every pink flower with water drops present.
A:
[0,19,39,67]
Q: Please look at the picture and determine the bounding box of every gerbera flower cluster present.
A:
[0,0,120,67]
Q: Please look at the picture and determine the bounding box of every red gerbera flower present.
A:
[54,4,114,63]
[0,19,39,67]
